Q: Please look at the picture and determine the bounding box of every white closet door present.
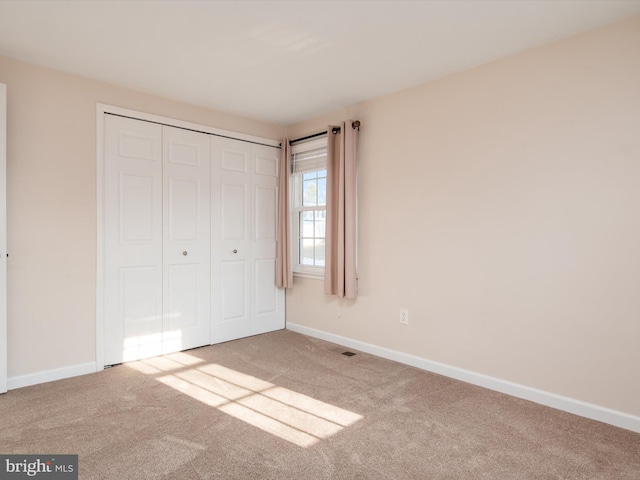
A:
[251,144,285,335]
[211,137,251,342]
[104,115,163,364]
[162,126,211,352]
[0,84,6,393]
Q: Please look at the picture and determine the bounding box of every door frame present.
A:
[0,84,7,393]
[95,104,280,370]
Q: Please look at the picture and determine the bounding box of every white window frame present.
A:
[291,138,327,278]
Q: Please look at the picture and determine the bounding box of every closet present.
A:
[103,114,284,365]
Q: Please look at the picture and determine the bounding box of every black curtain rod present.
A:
[289,120,361,146]
[290,130,328,145]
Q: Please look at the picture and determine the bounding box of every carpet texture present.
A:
[1,330,638,479]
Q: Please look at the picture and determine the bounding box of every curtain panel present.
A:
[324,121,358,299]
[276,139,293,288]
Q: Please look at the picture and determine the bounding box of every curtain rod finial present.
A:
[352,120,360,130]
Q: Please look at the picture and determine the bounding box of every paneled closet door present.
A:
[104,117,212,365]
[211,138,285,342]
[104,115,163,364]
[251,144,285,335]
[162,126,211,352]
[211,137,252,343]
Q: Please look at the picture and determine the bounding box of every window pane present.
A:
[303,180,317,206]
[302,171,317,181]
[318,178,326,205]
[315,240,325,266]
[300,211,314,237]
[300,239,315,265]
[314,210,325,238]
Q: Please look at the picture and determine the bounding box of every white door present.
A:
[0,84,7,393]
[211,138,285,342]
[104,115,163,364]
[104,117,212,364]
[251,144,285,335]
[211,137,252,342]
[162,126,211,352]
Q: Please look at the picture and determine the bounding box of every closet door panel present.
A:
[163,126,211,353]
[211,138,251,342]
[119,173,156,243]
[251,145,285,335]
[121,266,161,351]
[105,115,163,364]
[221,261,249,319]
[168,177,199,240]
[254,259,277,315]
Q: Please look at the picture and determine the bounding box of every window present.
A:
[291,138,327,277]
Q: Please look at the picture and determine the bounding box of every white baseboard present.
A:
[286,322,640,434]
[7,362,98,390]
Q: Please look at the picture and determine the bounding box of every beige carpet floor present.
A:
[1,330,639,479]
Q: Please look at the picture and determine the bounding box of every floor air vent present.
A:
[342,351,356,357]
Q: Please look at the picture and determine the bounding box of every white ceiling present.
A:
[1,1,639,125]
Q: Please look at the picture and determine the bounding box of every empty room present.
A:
[0,1,639,478]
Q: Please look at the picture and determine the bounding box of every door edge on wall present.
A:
[0,84,7,393]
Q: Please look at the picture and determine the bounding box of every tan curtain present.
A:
[324,121,358,299]
[276,139,293,288]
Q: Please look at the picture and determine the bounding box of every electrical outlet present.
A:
[399,308,409,325]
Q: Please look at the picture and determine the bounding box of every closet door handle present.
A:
[233,249,238,254]
[182,251,188,256]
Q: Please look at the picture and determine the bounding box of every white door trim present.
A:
[95,106,105,371]
[0,83,8,393]
[0,84,7,393]
[96,103,279,370]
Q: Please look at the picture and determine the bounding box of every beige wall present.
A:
[286,16,640,417]
[0,55,283,377]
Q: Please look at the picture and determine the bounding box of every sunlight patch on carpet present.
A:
[128,358,363,448]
